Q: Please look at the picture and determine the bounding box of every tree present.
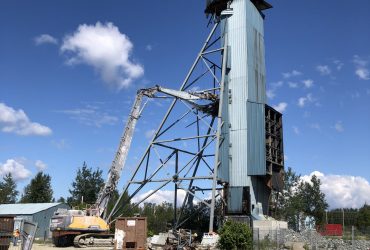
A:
[274,168,328,230]
[218,220,253,250]
[68,162,104,207]
[20,172,53,203]
[357,203,370,229]
[299,175,328,226]
[0,173,18,203]
[57,197,66,203]
[141,202,174,234]
[275,167,304,230]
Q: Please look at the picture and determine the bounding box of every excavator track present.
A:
[73,233,115,248]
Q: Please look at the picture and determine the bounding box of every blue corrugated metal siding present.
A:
[0,203,69,239]
[247,102,266,175]
[227,0,248,187]
[218,18,230,183]
[227,187,243,213]
[33,204,69,239]
[218,0,266,211]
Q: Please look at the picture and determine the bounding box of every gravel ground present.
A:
[9,243,112,250]
[283,229,370,250]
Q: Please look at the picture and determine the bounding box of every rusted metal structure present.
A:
[0,215,14,250]
[114,217,147,250]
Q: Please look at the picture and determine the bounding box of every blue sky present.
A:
[1,0,370,209]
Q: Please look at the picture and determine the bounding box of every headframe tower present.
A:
[207,0,283,220]
[109,0,284,232]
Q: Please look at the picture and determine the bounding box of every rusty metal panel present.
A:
[0,215,14,249]
[0,215,14,233]
[115,217,147,250]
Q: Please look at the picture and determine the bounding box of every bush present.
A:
[218,220,253,250]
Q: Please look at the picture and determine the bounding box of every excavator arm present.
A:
[94,85,219,219]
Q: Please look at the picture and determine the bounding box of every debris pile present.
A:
[283,229,370,250]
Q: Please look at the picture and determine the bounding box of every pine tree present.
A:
[68,162,104,206]
[0,173,19,203]
[20,172,53,203]
[57,197,66,203]
[300,175,328,226]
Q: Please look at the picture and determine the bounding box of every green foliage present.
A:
[20,172,53,203]
[180,199,222,237]
[275,167,328,230]
[357,203,370,229]
[68,162,104,207]
[57,197,66,203]
[299,175,328,226]
[0,173,18,203]
[218,220,253,250]
[147,230,155,237]
[275,167,304,230]
[141,202,174,234]
[108,190,139,219]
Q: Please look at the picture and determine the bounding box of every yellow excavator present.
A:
[50,86,218,248]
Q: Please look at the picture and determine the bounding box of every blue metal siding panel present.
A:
[226,0,248,187]
[218,19,230,182]
[218,0,266,211]
[246,0,266,103]
[227,187,243,213]
[247,102,266,175]
[32,204,69,239]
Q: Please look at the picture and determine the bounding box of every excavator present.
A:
[49,85,218,248]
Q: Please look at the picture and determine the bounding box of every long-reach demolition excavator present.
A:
[49,85,218,248]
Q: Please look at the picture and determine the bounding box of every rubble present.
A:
[283,229,370,250]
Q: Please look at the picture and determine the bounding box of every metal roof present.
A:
[0,203,62,215]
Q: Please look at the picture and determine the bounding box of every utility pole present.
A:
[342,208,345,233]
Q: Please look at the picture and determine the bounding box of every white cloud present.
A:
[355,68,370,80]
[334,121,344,132]
[52,139,68,150]
[272,102,287,113]
[0,159,32,181]
[282,70,302,79]
[266,81,283,99]
[298,97,307,107]
[266,89,276,99]
[353,55,370,80]
[302,79,314,88]
[59,105,118,127]
[293,126,300,135]
[131,189,187,205]
[271,81,283,88]
[35,160,47,171]
[298,93,314,108]
[301,171,370,209]
[145,44,153,51]
[333,60,344,71]
[34,34,58,45]
[316,65,331,75]
[310,123,321,130]
[288,82,298,88]
[0,103,52,136]
[145,129,156,139]
[61,22,144,89]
